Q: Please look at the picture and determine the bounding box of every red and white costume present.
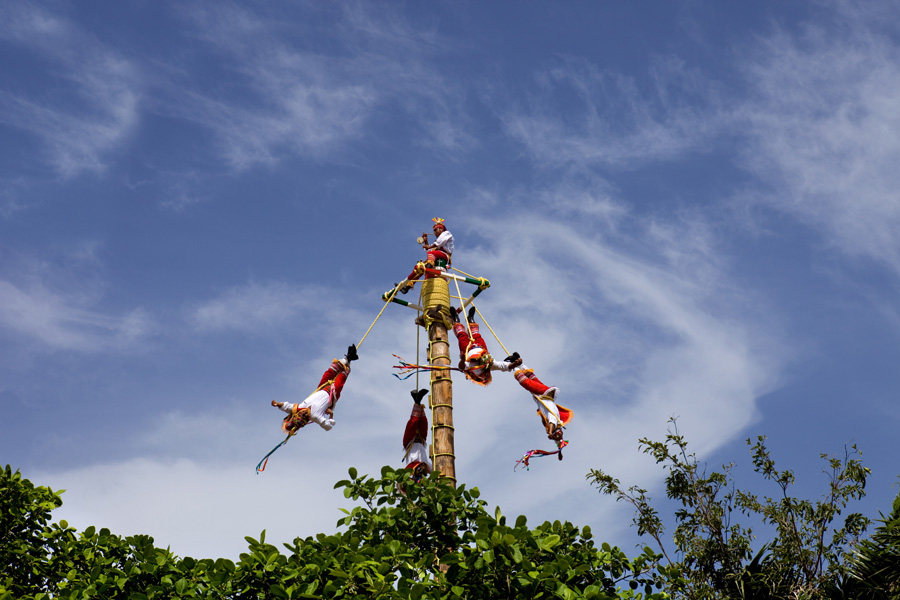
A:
[402,403,432,476]
[277,358,350,432]
[452,322,515,386]
[406,222,454,281]
[513,364,574,434]
[425,229,454,265]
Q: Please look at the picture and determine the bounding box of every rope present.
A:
[452,276,473,345]
[358,281,410,349]
[450,266,478,279]
[416,286,422,391]
[472,304,510,357]
[255,371,343,473]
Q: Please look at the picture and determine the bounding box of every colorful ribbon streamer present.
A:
[392,354,460,380]
[514,439,569,471]
[255,433,293,474]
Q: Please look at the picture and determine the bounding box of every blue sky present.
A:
[3,1,900,559]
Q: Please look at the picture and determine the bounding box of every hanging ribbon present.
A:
[514,439,569,471]
[255,433,293,474]
[392,354,461,380]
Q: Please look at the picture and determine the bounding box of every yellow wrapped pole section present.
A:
[421,277,451,310]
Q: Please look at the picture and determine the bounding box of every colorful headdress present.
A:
[432,217,446,230]
[282,407,311,434]
[466,346,487,363]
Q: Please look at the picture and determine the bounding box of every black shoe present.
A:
[449,308,459,323]
[400,285,412,294]
[411,389,428,404]
[346,344,359,362]
[503,352,520,363]
[467,307,476,322]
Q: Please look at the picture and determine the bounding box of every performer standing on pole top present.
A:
[400,218,454,293]
[403,389,432,481]
[271,345,359,433]
[451,307,522,385]
[508,355,573,441]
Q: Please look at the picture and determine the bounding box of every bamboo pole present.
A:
[421,277,456,487]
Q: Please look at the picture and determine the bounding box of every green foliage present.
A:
[1,464,64,597]
[2,464,668,599]
[587,419,872,600]
[828,486,900,599]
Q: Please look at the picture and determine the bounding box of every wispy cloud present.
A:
[161,3,472,169]
[0,248,152,352]
[501,55,724,170]
[735,6,900,277]
[189,281,328,333]
[0,3,140,177]
[0,279,151,352]
[0,177,28,218]
[444,202,787,524]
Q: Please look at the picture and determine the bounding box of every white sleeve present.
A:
[277,402,296,415]
[435,231,454,254]
[491,360,513,372]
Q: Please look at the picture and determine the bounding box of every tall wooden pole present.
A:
[421,276,456,487]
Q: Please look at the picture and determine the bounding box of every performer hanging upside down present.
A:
[271,345,358,433]
[400,218,454,294]
[507,354,573,441]
[451,307,522,385]
[403,389,432,481]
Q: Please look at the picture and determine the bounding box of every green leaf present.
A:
[539,534,561,551]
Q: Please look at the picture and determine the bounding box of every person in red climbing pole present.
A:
[505,354,573,442]
[271,344,358,433]
[399,217,454,294]
[403,388,432,481]
[451,307,522,385]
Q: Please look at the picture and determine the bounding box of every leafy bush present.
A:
[2,464,667,599]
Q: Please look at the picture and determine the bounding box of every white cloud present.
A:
[189,281,331,333]
[0,248,152,352]
[444,207,786,524]
[36,457,355,560]
[0,279,152,352]
[734,6,900,276]
[0,177,29,219]
[0,4,140,177]
[501,55,724,170]
[161,3,472,169]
